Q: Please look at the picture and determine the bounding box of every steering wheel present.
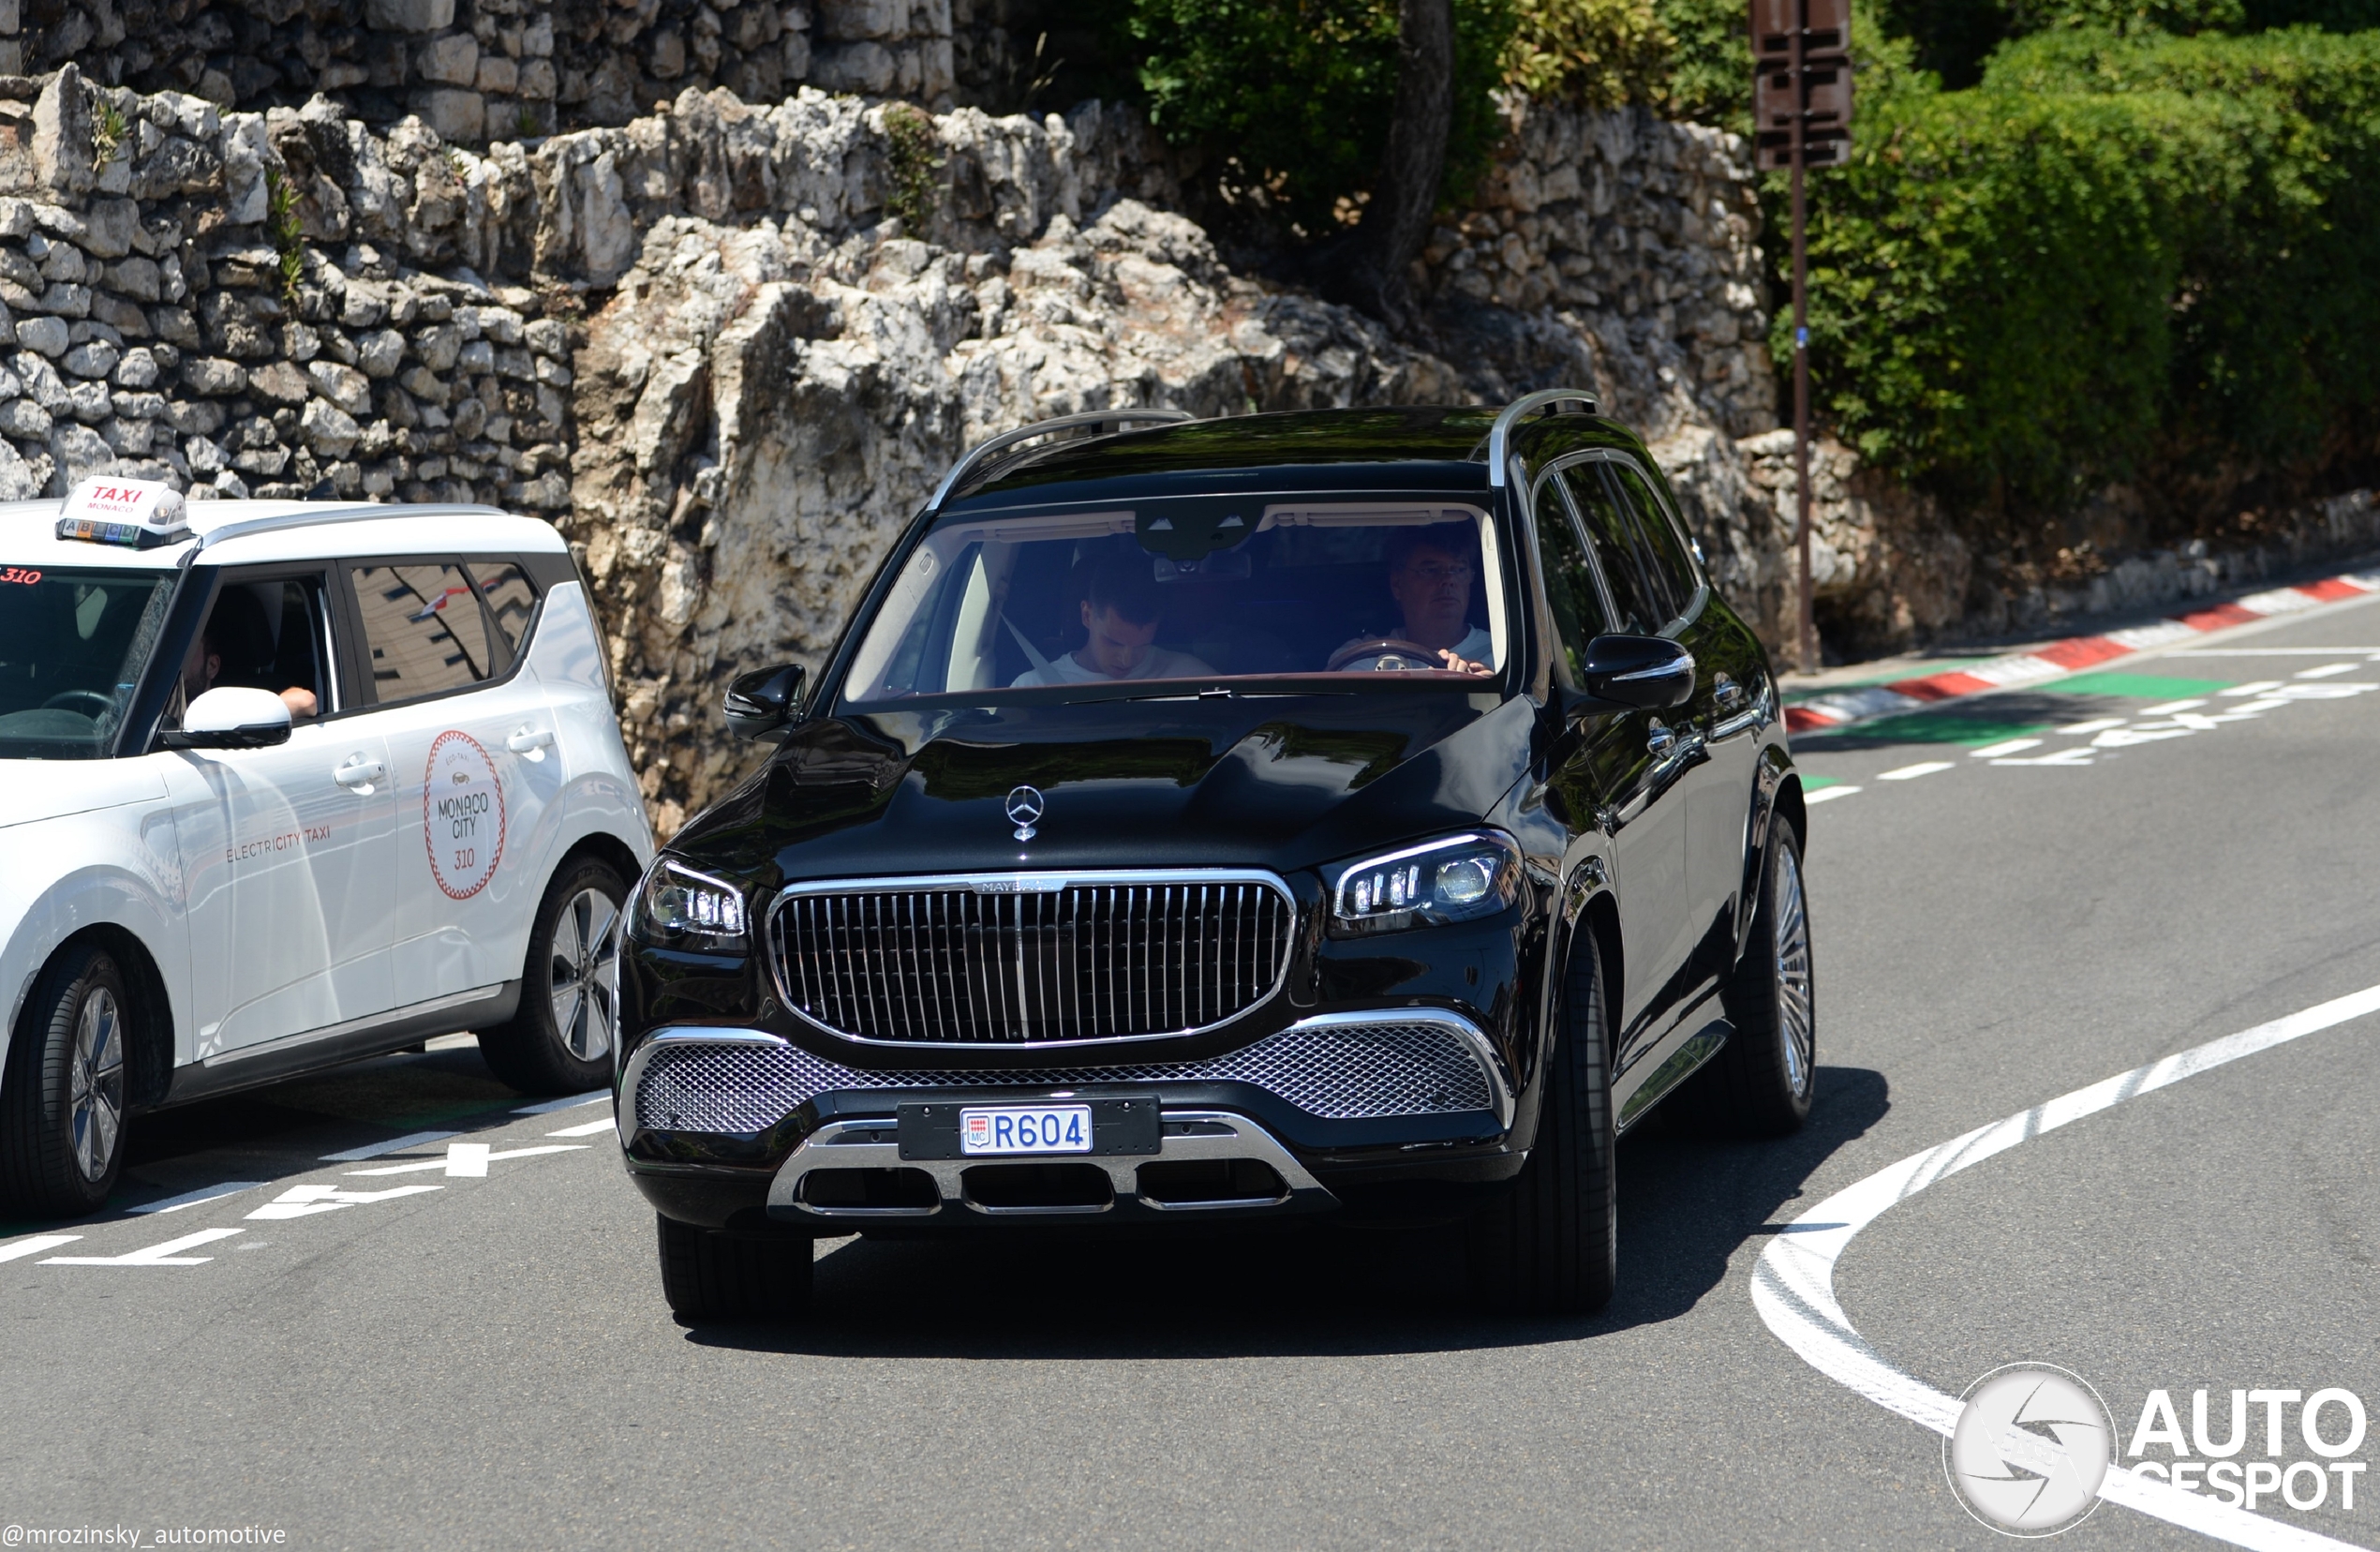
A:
[40,690,116,719]
[1326,638,1451,674]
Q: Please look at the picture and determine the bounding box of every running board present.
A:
[1616,1017,1732,1132]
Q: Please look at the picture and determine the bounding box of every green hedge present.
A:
[1789,27,2380,524]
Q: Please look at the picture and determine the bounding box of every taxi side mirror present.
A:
[724,663,805,742]
[164,686,294,749]
[1580,634,1696,710]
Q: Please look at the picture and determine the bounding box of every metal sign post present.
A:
[1753,0,1851,674]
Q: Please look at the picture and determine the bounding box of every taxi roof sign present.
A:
[57,477,192,549]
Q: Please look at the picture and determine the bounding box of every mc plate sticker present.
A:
[424,730,505,900]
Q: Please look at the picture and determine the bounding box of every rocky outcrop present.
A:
[7,65,1800,830]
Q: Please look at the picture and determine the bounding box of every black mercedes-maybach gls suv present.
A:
[614,392,1816,1321]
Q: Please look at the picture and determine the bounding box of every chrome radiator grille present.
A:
[631,1017,1500,1135]
[768,873,1296,1045]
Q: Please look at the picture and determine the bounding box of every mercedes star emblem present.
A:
[1005,784,1045,843]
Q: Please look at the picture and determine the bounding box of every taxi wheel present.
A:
[1467,940,1616,1317]
[1,943,132,1217]
[656,1215,813,1322]
[479,858,626,1096]
[1685,817,1816,1137]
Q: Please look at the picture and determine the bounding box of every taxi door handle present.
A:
[507,725,554,757]
[333,754,385,792]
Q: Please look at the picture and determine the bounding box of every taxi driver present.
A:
[1013,554,1215,686]
[179,620,319,721]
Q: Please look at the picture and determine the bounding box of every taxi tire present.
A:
[656,1215,813,1322]
[1466,941,1616,1317]
[1683,817,1816,1137]
[1,943,131,1218]
[479,858,626,1097]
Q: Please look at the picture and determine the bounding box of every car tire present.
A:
[1685,814,1816,1136]
[656,1215,813,1322]
[1467,941,1616,1317]
[0,943,133,1217]
[478,858,626,1097]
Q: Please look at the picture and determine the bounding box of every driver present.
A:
[1335,524,1495,675]
[179,621,319,722]
[1012,553,1215,686]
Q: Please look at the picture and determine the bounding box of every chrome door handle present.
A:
[333,754,385,792]
[506,725,555,757]
[1714,676,1746,710]
[1645,723,1678,758]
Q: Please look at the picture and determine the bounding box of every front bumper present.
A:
[617,1007,1523,1230]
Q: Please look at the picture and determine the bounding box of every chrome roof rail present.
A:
[1484,388,1599,487]
[925,407,1196,513]
[195,502,513,550]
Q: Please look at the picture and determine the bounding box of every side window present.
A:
[466,559,539,654]
[1559,466,1662,635]
[350,561,498,703]
[1606,461,1702,619]
[1532,478,1610,685]
[178,573,335,724]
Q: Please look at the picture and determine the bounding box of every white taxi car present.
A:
[0,480,652,1217]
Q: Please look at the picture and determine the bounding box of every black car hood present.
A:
[674,690,1537,886]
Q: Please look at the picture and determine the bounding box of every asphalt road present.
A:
[9,590,2380,1551]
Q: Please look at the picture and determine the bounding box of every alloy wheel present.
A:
[547,888,620,1062]
[1772,842,1815,1099]
[68,985,125,1183]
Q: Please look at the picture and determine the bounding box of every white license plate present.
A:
[959,1104,1093,1157]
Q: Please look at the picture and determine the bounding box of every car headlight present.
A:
[1330,831,1522,935]
[632,859,751,951]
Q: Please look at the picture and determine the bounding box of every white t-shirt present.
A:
[1012,646,1218,687]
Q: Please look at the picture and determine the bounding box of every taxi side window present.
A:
[1533,477,1610,686]
[1559,466,1663,634]
[467,559,539,653]
[1605,461,1703,619]
[350,561,498,703]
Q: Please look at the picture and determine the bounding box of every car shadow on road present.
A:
[1790,691,2106,754]
[680,1064,1890,1361]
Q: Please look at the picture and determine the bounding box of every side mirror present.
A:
[166,686,294,749]
[1580,634,1696,710]
[723,663,805,742]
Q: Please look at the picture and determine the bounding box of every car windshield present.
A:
[0,563,177,759]
[841,497,1510,706]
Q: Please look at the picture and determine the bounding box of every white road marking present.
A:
[245,1184,442,1219]
[1878,761,1955,781]
[345,1142,590,1178]
[0,1234,81,1262]
[1753,982,2380,1551]
[2294,663,2358,679]
[2142,698,2209,715]
[1969,738,2042,757]
[2054,717,2128,736]
[43,1228,246,1266]
[513,1090,609,1115]
[130,1182,264,1215]
[2220,681,2286,696]
[320,1129,460,1162]
[1991,747,2097,767]
[547,1116,617,1137]
[2273,681,2378,699]
[1806,785,1862,805]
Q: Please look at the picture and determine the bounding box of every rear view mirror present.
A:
[164,686,293,749]
[724,663,805,742]
[1580,634,1696,710]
